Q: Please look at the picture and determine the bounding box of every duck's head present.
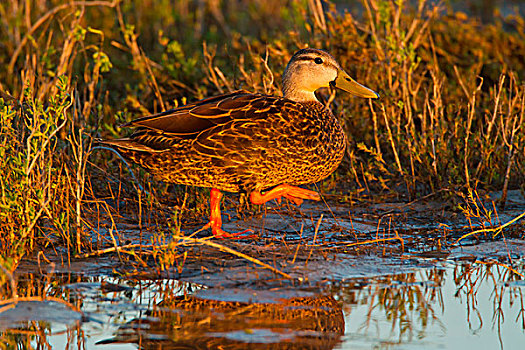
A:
[282,48,379,103]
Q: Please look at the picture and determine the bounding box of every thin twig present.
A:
[455,210,525,244]
[177,236,292,279]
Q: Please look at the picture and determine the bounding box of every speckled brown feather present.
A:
[102,90,346,193]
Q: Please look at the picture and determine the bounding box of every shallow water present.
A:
[2,259,524,349]
[340,263,525,349]
[1,193,525,349]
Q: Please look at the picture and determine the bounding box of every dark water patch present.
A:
[0,300,82,331]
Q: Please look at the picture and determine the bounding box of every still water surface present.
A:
[2,260,524,349]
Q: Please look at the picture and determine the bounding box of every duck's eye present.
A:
[314,57,323,64]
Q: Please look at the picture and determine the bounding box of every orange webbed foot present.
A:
[250,184,321,206]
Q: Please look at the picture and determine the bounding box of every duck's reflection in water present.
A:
[98,290,344,350]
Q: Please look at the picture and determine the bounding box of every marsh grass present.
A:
[0,0,524,274]
[0,77,73,261]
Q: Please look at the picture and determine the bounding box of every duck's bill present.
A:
[332,71,379,99]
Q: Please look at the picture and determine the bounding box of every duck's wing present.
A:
[113,90,290,151]
[122,90,279,137]
[190,97,309,171]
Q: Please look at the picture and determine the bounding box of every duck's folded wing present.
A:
[190,100,308,167]
[121,90,281,136]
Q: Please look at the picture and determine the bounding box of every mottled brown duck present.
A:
[102,48,379,238]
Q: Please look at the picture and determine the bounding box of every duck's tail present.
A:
[95,138,161,153]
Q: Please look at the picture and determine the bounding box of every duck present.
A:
[101,48,379,238]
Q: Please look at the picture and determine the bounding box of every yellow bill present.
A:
[332,70,379,99]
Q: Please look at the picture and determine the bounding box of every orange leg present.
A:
[249,184,321,206]
[202,188,256,239]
